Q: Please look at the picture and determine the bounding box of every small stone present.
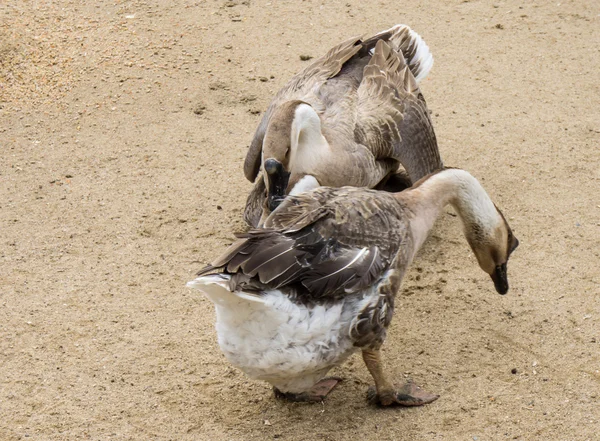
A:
[193,104,206,115]
[511,368,518,374]
[216,205,222,210]
[300,54,313,61]
[240,94,257,103]
[264,419,272,426]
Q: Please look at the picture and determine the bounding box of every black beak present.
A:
[264,158,290,212]
[490,262,509,295]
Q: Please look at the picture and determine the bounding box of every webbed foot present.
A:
[273,377,341,402]
[367,382,439,407]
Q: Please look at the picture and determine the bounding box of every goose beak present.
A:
[490,262,509,295]
[264,158,290,212]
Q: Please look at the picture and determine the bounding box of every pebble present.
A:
[193,104,206,115]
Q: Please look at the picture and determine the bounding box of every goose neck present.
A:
[403,169,498,250]
[290,103,330,173]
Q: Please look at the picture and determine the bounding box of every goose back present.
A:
[200,187,414,303]
[243,25,442,184]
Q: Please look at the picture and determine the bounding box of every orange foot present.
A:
[367,382,439,406]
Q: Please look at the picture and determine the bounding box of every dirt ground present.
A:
[1,0,599,440]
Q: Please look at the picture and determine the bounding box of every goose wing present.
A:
[198,187,412,300]
[243,176,266,227]
[243,36,363,182]
[354,39,441,183]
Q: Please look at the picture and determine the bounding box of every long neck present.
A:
[290,104,330,173]
[400,169,499,251]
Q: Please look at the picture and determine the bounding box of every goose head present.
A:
[262,100,324,212]
[464,207,519,295]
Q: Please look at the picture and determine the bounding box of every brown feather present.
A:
[243,177,266,227]
[243,37,363,182]
[243,26,442,224]
[355,40,441,183]
[199,187,413,302]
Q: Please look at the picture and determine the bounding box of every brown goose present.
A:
[188,168,519,404]
[243,24,442,227]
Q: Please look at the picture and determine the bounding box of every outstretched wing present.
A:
[198,187,412,300]
[367,24,434,84]
[243,37,363,182]
[354,40,441,182]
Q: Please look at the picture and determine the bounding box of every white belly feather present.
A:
[187,274,378,393]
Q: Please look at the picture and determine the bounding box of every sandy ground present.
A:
[1,0,599,440]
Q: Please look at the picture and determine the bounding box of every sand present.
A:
[1,0,599,439]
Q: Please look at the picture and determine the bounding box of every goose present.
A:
[243,24,443,227]
[188,168,519,405]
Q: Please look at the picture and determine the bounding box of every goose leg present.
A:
[273,377,342,402]
[362,349,439,407]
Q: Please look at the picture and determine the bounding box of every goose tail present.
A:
[376,24,434,83]
[186,274,265,306]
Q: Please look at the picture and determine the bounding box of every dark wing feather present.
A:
[343,246,387,292]
[355,40,441,183]
[243,37,363,182]
[263,186,337,231]
[240,238,296,281]
[197,187,412,302]
[196,237,249,276]
[226,251,252,274]
[301,247,370,296]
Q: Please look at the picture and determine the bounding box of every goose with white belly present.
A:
[243,24,442,227]
[189,168,518,404]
